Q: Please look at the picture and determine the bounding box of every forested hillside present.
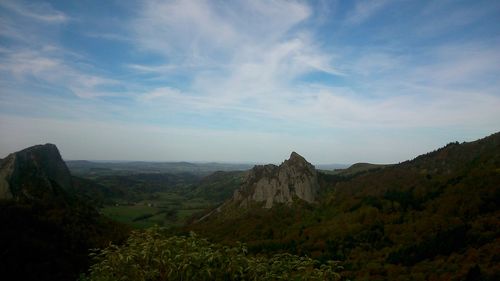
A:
[189,132,500,280]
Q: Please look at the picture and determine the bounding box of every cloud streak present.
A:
[0,0,68,23]
[344,0,392,25]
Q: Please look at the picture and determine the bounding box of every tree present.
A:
[82,227,342,281]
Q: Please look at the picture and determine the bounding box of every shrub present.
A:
[82,227,341,280]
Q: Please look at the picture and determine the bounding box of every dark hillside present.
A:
[335,162,389,176]
[189,170,245,203]
[0,144,130,281]
[71,176,122,206]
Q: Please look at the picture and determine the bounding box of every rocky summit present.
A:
[233,152,319,208]
[0,143,73,200]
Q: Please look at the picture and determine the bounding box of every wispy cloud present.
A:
[0,48,122,98]
[126,0,500,131]
[0,1,128,99]
[129,0,343,124]
[132,0,311,60]
[0,0,68,23]
[344,0,392,25]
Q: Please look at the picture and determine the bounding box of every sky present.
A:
[0,0,499,164]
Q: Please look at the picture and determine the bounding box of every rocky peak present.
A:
[233,152,319,208]
[0,143,73,200]
[288,151,306,163]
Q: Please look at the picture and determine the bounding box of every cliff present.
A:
[233,152,319,208]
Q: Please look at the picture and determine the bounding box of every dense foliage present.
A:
[90,173,201,202]
[83,227,342,281]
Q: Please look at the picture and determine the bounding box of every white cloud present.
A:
[344,0,392,25]
[0,48,122,99]
[411,43,500,88]
[130,0,344,123]
[0,1,119,99]
[0,0,68,23]
[132,0,311,60]
[140,87,184,101]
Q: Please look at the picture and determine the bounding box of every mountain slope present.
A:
[189,170,245,203]
[189,132,500,280]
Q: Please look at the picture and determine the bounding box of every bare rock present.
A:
[233,152,319,208]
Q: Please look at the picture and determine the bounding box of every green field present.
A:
[100,192,213,228]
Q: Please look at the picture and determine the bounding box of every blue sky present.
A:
[0,0,499,164]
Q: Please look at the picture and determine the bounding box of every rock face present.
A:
[0,144,73,200]
[233,152,319,208]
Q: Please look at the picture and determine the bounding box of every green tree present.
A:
[82,227,342,281]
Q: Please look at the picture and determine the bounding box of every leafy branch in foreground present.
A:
[82,227,342,281]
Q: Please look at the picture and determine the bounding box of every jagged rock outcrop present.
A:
[0,144,73,200]
[233,152,319,208]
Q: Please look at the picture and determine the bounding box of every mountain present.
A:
[189,132,500,280]
[0,144,73,200]
[0,144,129,281]
[232,152,319,208]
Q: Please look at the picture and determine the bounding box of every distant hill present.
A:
[323,162,390,177]
[0,144,129,281]
[91,172,202,202]
[189,132,500,280]
[315,163,350,170]
[66,160,253,177]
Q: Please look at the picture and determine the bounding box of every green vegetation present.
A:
[90,173,200,202]
[82,227,342,281]
[189,170,245,202]
[70,170,245,229]
[190,132,500,280]
[100,191,214,228]
[101,204,160,228]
